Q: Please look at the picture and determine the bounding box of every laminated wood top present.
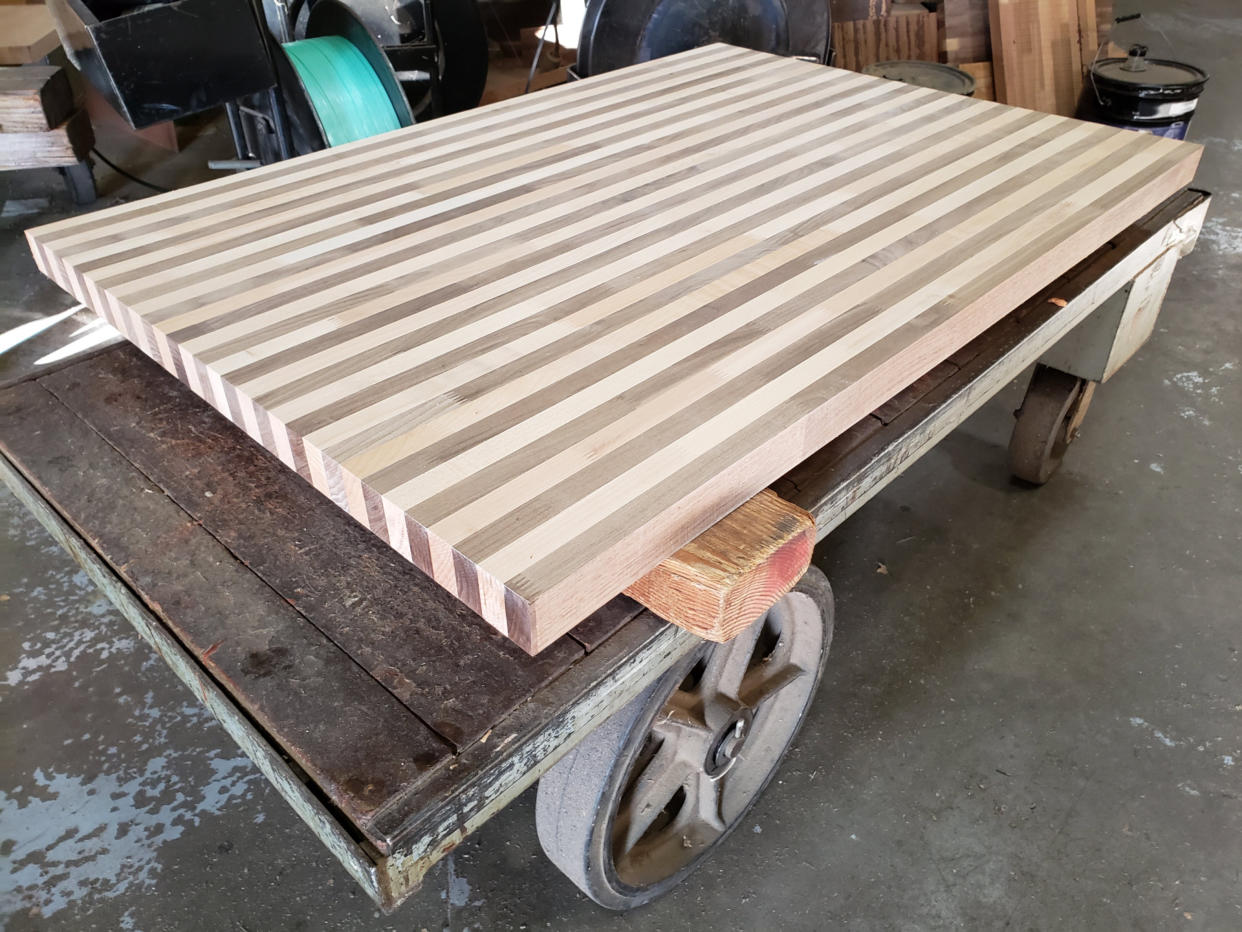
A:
[25,44,1202,653]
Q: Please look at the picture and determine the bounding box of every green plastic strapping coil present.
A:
[282,35,401,147]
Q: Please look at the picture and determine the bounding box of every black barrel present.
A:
[1076,44,1208,140]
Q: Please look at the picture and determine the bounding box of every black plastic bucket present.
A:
[1076,44,1208,140]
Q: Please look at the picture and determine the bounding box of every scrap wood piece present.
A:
[832,11,939,71]
[0,107,91,169]
[941,0,990,64]
[988,0,1083,115]
[0,5,60,65]
[625,489,815,643]
[958,60,995,100]
[0,65,75,132]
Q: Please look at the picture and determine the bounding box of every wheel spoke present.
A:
[699,621,765,720]
[651,693,713,747]
[615,741,696,853]
[680,771,728,842]
[737,660,808,709]
[734,596,819,708]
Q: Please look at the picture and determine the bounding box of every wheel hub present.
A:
[705,709,753,777]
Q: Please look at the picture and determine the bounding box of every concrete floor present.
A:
[2,1,1239,928]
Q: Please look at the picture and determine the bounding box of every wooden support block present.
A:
[831,12,939,71]
[958,60,995,100]
[0,106,91,168]
[0,5,60,64]
[0,65,74,132]
[624,489,815,643]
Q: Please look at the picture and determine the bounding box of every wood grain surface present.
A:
[0,107,91,168]
[990,0,1084,115]
[831,11,939,71]
[0,5,60,64]
[25,45,1202,653]
[0,65,75,132]
[941,0,990,64]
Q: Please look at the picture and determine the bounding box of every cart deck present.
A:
[0,188,1208,910]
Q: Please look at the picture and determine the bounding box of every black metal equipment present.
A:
[46,0,278,128]
[43,0,488,165]
[576,0,829,77]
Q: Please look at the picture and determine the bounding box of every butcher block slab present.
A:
[25,45,1201,653]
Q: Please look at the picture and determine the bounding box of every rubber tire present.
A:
[61,161,96,205]
[535,567,834,910]
[1009,364,1086,485]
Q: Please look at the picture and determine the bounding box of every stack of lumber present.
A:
[0,6,93,170]
[26,46,1202,655]
[830,0,940,73]
[936,0,1117,109]
[833,0,1119,107]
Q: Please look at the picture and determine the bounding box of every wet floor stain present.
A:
[1,489,263,922]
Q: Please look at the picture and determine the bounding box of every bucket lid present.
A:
[1090,45,1208,91]
[861,60,976,96]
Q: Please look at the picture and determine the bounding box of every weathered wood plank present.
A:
[26,45,1202,654]
[0,449,391,903]
[0,65,74,132]
[38,347,585,748]
[0,107,91,169]
[624,488,814,642]
[0,379,452,844]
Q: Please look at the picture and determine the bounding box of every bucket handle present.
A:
[1088,12,1180,107]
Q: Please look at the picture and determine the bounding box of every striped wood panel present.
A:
[25,45,1202,653]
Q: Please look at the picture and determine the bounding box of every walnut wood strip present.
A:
[26,46,1202,654]
[625,489,814,642]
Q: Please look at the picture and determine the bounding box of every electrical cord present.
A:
[90,148,170,193]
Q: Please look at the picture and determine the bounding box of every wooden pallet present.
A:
[26,45,1202,654]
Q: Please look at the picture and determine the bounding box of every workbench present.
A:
[0,188,1207,911]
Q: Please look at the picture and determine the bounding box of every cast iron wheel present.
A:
[1009,364,1095,485]
[535,566,834,910]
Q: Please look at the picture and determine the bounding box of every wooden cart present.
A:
[0,188,1207,912]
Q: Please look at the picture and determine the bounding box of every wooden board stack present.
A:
[0,10,93,173]
[26,46,1202,654]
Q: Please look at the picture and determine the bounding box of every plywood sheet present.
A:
[26,45,1201,653]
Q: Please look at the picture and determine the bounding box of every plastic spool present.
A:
[282,36,401,147]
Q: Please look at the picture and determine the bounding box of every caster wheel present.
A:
[535,567,834,910]
[1009,364,1095,485]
